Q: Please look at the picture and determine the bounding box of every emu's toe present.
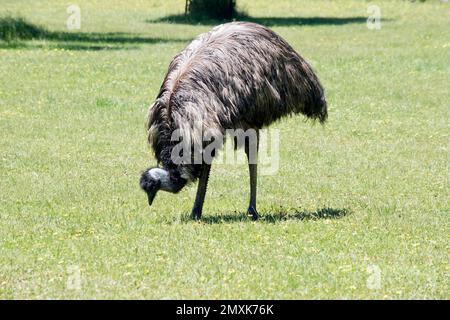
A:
[191,209,201,221]
[247,207,259,221]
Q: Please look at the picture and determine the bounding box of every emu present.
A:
[140,22,327,220]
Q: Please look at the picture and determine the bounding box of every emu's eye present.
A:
[139,174,153,191]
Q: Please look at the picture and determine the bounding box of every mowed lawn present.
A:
[0,0,448,299]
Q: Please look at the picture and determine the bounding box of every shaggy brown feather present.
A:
[146,21,327,181]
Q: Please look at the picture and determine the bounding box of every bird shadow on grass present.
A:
[179,207,350,224]
[147,13,369,27]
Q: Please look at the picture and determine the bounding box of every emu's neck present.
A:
[150,112,201,184]
[157,141,198,183]
[148,166,188,193]
[148,168,172,191]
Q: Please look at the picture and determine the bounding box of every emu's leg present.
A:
[245,130,259,220]
[191,164,211,220]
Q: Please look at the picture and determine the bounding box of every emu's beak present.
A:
[146,190,157,206]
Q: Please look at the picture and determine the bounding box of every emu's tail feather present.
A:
[311,93,328,124]
[299,80,327,124]
[301,61,328,124]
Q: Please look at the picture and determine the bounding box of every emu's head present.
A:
[140,167,187,206]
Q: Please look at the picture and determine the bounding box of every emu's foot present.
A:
[247,206,259,221]
[191,209,202,221]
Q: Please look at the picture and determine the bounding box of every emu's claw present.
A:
[247,207,259,221]
[191,209,201,221]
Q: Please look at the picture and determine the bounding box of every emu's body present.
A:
[140,22,327,220]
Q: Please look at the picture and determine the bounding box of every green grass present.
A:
[0,0,449,299]
[0,15,47,42]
